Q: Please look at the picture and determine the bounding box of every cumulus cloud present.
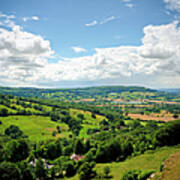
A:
[0,19,53,85]
[164,0,180,12]
[1,13,180,88]
[72,46,87,53]
[40,21,180,87]
[23,16,39,22]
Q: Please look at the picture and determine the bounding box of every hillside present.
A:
[69,145,180,180]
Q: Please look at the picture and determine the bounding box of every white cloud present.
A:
[85,20,98,27]
[0,18,53,85]
[1,13,180,88]
[85,16,117,27]
[72,46,87,53]
[100,16,116,25]
[40,21,180,87]
[125,3,134,8]
[164,0,180,12]
[23,16,39,22]
[0,13,16,28]
[32,16,39,21]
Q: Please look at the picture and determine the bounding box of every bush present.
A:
[154,120,180,146]
[138,170,154,180]
[103,166,110,177]
[121,169,154,180]
[5,125,23,139]
[6,139,30,162]
[78,162,96,180]
[121,169,141,180]
[0,161,21,180]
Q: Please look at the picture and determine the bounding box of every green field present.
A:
[0,115,69,142]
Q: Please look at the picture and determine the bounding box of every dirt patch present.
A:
[74,99,95,103]
[128,113,179,122]
[144,99,180,105]
[45,128,56,132]
[161,152,180,180]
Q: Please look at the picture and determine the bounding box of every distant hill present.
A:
[0,86,156,98]
[0,86,180,102]
[159,88,180,94]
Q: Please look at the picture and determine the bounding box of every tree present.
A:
[56,125,61,133]
[35,158,47,180]
[154,120,180,146]
[5,125,23,139]
[74,139,85,155]
[18,161,35,180]
[77,113,84,120]
[104,166,110,177]
[0,162,21,180]
[91,113,96,119]
[64,161,76,177]
[78,162,96,180]
[0,108,8,116]
[6,139,29,162]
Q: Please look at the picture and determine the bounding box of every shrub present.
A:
[103,166,110,177]
[5,125,23,139]
[0,161,21,180]
[121,169,141,180]
[138,170,154,180]
[121,169,154,180]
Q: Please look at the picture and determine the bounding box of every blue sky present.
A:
[0,0,180,88]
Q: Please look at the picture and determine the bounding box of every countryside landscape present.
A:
[0,86,180,179]
[1,0,180,179]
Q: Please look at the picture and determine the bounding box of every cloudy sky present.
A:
[0,0,180,88]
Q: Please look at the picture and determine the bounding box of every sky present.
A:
[0,0,180,89]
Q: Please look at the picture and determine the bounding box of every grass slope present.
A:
[69,145,180,180]
[0,115,69,142]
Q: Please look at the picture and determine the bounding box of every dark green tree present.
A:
[74,139,85,155]
[0,161,21,180]
[5,125,23,139]
[35,158,47,180]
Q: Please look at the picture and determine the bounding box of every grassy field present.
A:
[0,115,69,142]
[69,145,180,180]
[0,109,106,141]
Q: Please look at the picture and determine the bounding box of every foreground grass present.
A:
[0,115,69,142]
[69,145,180,180]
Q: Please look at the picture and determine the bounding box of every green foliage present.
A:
[64,161,76,177]
[154,120,180,146]
[78,162,96,180]
[103,166,111,177]
[121,170,141,180]
[121,169,154,180]
[0,161,21,180]
[5,139,29,162]
[18,161,35,180]
[74,139,85,155]
[35,158,47,180]
[0,108,8,116]
[5,125,24,139]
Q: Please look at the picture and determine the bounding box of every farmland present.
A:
[0,86,180,180]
